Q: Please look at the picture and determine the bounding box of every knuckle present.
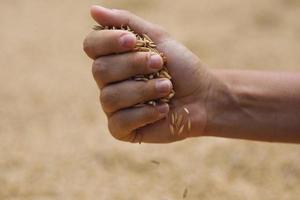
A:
[83,37,90,54]
[108,120,122,141]
[100,87,118,112]
[108,116,128,141]
[83,34,95,58]
[92,58,108,83]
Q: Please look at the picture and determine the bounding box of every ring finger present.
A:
[100,78,172,114]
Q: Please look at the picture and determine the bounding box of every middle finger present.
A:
[92,52,163,88]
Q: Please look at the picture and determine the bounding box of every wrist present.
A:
[201,69,249,138]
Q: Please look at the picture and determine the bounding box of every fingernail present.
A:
[120,34,136,48]
[149,54,163,69]
[156,79,171,93]
[157,103,169,114]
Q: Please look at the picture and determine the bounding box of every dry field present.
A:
[1,0,300,199]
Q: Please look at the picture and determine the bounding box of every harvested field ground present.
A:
[1,0,300,199]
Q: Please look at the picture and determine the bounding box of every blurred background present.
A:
[1,0,300,199]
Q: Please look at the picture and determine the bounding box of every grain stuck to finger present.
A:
[136,130,143,144]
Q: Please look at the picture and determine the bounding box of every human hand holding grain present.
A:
[83,5,225,143]
[84,6,300,144]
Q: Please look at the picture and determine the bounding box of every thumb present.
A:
[90,5,168,42]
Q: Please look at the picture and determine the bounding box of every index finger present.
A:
[83,29,136,59]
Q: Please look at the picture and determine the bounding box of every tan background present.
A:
[1,0,300,199]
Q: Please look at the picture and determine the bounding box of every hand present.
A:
[83,6,231,143]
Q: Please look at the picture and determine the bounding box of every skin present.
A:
[83,6,300,144]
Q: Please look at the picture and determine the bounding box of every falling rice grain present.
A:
[171,113,175,125]
[184,107,190,114]
[188,119,192,132]
[183,188,188,199]
[150,160,160,165]
[177,114,183,128]
[178,124,185,135]
[174,112,178,122]
[169,124,175,135]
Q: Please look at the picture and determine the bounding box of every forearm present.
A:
[204,69,300,143]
